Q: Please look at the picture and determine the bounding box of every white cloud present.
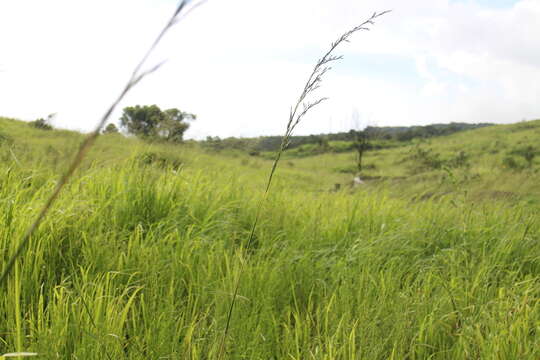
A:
[0,0,538,138]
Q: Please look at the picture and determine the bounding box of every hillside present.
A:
[0,117,539,359]
[279,119,540,203]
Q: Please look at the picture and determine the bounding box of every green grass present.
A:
[0,117,539,359]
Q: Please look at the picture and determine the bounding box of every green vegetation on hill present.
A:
[201,122,493,155]
[0,116,539,359]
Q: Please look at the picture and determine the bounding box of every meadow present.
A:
[0,116,539,359]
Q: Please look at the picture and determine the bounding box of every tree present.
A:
[157,108,195,142]
[350,109,370,174]
[120,105,164,138]
[120,105,195,142]
[351,128,368,173]
[102,123,119,134]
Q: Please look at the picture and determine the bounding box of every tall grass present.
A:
[0,146,538,358]
[0,0,202,287]
[1,2,540,359]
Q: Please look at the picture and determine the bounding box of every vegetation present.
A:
[0,0,201,299]
[0,115,539,359]
[120,105,195,142]
[28,114,55,131]
[102,123,120,134]
[199,122,493,156]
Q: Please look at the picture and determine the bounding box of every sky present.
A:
[0,0,538,139]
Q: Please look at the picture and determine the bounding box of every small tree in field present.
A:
[350,109,370,174]
[349,128,368,173]
[120,104,195,142]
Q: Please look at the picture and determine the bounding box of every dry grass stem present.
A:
[218,10,391,359]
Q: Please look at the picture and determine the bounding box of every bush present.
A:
[502,156,526,171]
[29,118,53,130]
[102,123,120,134]
[509,145,536,167]
[409,146,442,171]
[136,151,183,170]
[409,147,471,172]
[448,151,470,168]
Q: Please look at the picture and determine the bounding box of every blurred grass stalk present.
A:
[0,0,203,286]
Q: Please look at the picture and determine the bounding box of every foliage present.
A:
[447,150,470,168]
[502,155,525,170]
[198,124,491,157]
[102,123,119,134]
[119,104,195,142]
[510,145,536,167]
[28,114,55,130]
[409,146,443,170]
[136,151,183,170]
[350,129,368,173]
[393,122,492,141]
[408,146,471,173]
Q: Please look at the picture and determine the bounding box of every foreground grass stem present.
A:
[218,10,391,358]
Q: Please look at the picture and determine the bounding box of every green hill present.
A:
[281,119,540,203]
[0,116,539,359]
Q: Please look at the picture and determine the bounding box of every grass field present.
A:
[0,117,539,359]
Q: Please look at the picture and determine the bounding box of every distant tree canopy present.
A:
[198,122,494,156]
[102,123,119,134]
[120,105,195,142]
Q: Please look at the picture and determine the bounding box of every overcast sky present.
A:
[1,0,538,139]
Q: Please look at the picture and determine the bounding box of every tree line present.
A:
[200,122,493,153]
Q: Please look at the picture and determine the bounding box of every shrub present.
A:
[510,145,536,167]
[409,146,442,171]
[102,123,120,134]
[29,118,53,130]
[448,151,470,168]
[502,156,526,171]
[136,151,183,170]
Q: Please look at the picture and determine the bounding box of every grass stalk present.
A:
[218,10,391,358]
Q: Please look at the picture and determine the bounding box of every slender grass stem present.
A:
[218,10,391,359]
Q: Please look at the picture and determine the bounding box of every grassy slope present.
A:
[0,117,539,359]
[286,120,540,203]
